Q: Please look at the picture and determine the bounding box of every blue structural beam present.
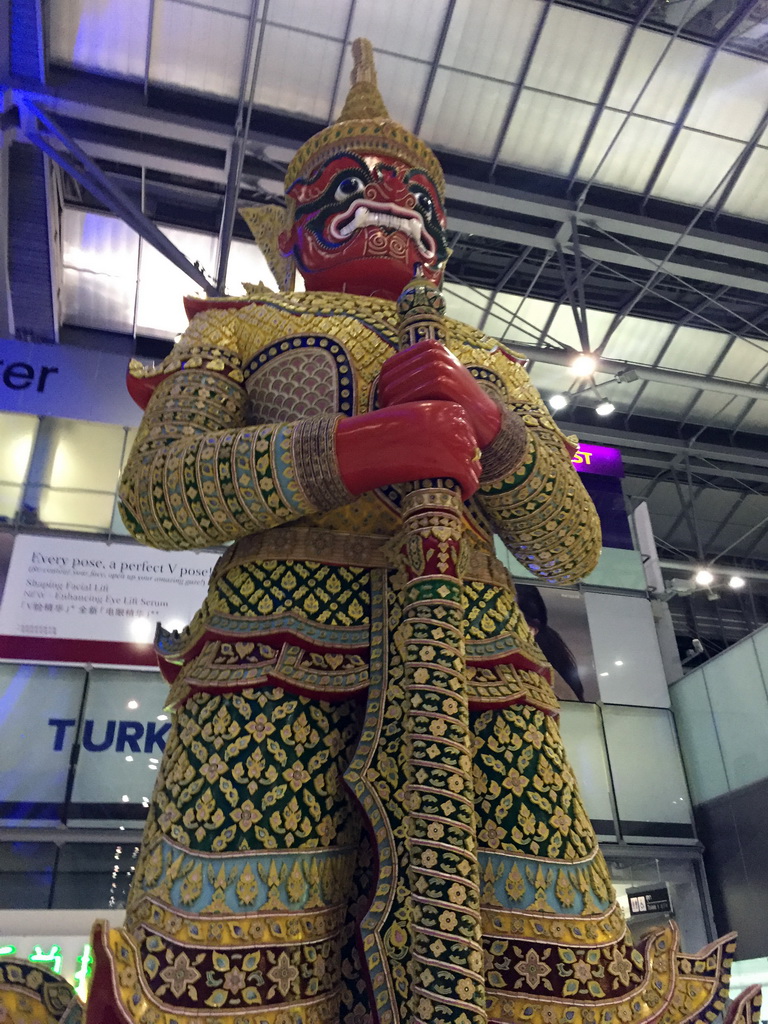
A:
[18,97,217,297]
[5,0,59,342]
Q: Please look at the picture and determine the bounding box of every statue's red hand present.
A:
[378,340,501,449]
[336,402,481,500]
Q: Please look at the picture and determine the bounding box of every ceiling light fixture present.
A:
[728,575,746,590]
[570,354,597,377]
[549,394,568,411]
[595,400,615,416]
[695,569,714,586]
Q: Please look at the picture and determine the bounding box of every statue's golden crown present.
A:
[284,38,445,199]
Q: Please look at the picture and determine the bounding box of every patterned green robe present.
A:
[87,290,733,1024]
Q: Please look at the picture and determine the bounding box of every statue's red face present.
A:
[280,152,448,300]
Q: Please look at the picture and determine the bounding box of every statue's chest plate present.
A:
[233,295,400,422]
[242,335,356,424]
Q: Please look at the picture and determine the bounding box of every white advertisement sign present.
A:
[0,534,216,647]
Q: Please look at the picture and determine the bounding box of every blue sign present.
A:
[0,336,141,426]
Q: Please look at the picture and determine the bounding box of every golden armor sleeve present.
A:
[118,308,353,551]
[475,356,602,585]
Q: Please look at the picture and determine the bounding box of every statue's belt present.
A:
[214,527,515,591]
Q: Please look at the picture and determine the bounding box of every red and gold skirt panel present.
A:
[87,570,734,1024]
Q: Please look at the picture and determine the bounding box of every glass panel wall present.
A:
[0,413,38,522]
[670,625,768,961]
[51,840,141,909]
[67,668,169,828]
[0,413,135,535]
[559,702,616,840]
[602,705,695,843]
[0,839,140,910]
[670,672,728,806]
[671,626,768,802]
[0,661,700,867]
[701,641,768,792]
[0,664,169,829]
[604,850,712,953]
[584,591,670,707]
[35,420,128,532]
[0,841,57,909]
[0,663,86,825]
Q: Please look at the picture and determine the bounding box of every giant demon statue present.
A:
[7,36,751,1024]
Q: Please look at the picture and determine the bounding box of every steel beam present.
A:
[448,209,768,298]
[729,363,768,439]
[557,420,768,474]
[555,222,592,353]
[744,519,768,562]
[414,0,456,135]
[142,0,156,100]
[327,1,357,121]
[588,224,768,341]
[446,177,768,272]
[18,98,216,295]
[6,0,61,342]
[215,0,265,294]
[624,291,727,424]
[566,0,659,189]
[703,491,751,552]
[488,0,554,178]
[658,560,768,582]
[1,0,14,337]
[0,126,13,336]
[477,246,533,332]
[711,105,768,219]
[710,512,768,564]
[12,74,768,291]
[640,0,764,204]
[514,342,768,402]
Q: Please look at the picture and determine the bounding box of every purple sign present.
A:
[571,443,623,478]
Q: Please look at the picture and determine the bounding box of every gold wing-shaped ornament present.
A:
[239,205,296,293]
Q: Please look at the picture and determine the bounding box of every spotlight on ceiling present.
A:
[728,575,746,590]
[695,569,714,587]
[595,401,615,416]
[570,354,597,377]
[615,367,639,384]
[548,393,568,411]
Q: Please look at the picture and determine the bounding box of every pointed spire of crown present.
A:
[337,38,389,122]
[283,38,445,201]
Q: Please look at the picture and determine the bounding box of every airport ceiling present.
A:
[3,0,768,579]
